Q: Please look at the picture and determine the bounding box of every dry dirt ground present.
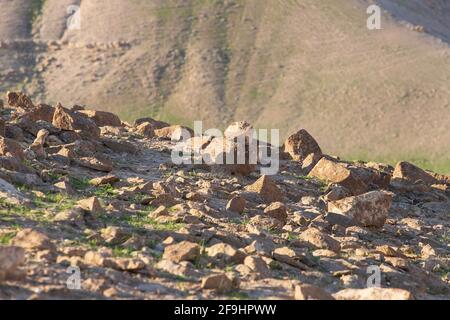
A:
[0,0,449,173]
[0,92,448,300]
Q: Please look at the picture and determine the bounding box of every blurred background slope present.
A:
[0,0,449,172]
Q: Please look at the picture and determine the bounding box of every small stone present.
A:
[162,241,200,263]
[263,202,287,225]
[0,137,25,161]
[205,243,246,266]
[245,175,283,203]
[89,175,119,186]
[77,197,104,214]
[75,157,113,172]
[226,196,246,214]
[0,246,25,281]
[299,227,341,253]
[78,110,122,127]
[12,229,55,251]
[294,284,334,300]
[243,256,271,278]
[201,274,234,292]
[100,227,130,245]
[135,122,155,138]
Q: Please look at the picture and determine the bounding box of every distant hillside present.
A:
[0,0,449,172]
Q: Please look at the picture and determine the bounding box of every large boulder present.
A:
[328,190,392,228]
[52,104,100,138]
[308,158,368,195]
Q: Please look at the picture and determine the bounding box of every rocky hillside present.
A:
[0,0,449,173]
[0,92,448,300]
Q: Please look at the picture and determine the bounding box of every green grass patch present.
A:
[0,231,17,245]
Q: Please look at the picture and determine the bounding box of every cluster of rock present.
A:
[0,92,448,300]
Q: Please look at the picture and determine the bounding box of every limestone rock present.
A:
[0,137,25,161]
[309,158,367,195]
[0,246,25,281]
[393,161,437,185]
[162,241,200,263]
[201,274,234,292]
[52,104,100,138]
[12,229,55,251]
[78,110,122,127]
[294,284,334,300]
[299,227,341,253]
[283,129,322,163]
[245,175,283,203]
[226,196,246,214]
[328,191,392,228]
[263,202,287,225]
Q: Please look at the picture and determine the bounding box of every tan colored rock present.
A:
[309,158,367,195]
[12,229,55,251]
[244,256,271,278]
[245,175,283,203]
[201,274,234,292]
[0,246,25,281]
[162,241,200,263]
[205,243,246,266]
[284,129,322,162]
[263,202,287,224]
[224,121,254,142]
[0,137,25,161]
[89,175,119,186]
[135,122,155,138]
[54,180,76,195]
[299,227,341,253]
[52,104,100,137]
[75,157,113,172]
[134,117,169,129]
[333,288,414,300]
[226,196,246,214]
[294,284,334,300]
[154,125,193,141]
[328,191,392,228]
[202,137,256,176]
[77,197,104,214]
[100,226,130,245]
[78,110,122,127]
[272,247,310,270]
[392,161,437,185]
[102,138,137,154]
